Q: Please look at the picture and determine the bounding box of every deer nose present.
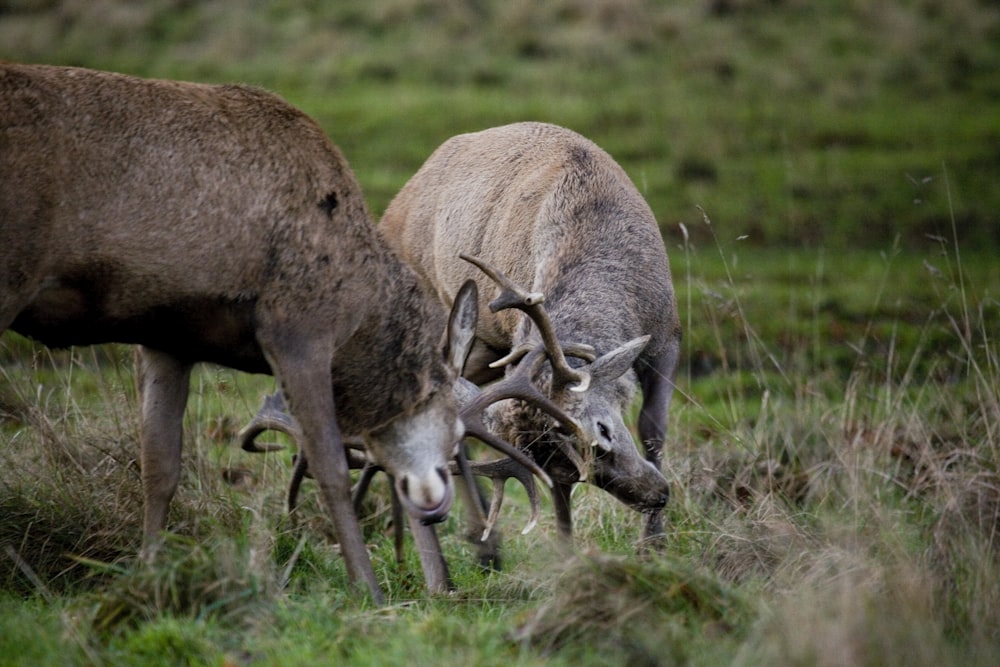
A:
[652,480,670,509]
[397,466,453,524]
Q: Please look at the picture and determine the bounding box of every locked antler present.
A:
[238,255,600,542]
[460,253,593,393]
[460,254,599,476]
[236,380,562,538]
[451,254,617,537]
[456,347,588,540]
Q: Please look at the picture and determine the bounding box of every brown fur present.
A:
[0,63,473,602]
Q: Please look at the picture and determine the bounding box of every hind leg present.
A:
[136,346,192,545]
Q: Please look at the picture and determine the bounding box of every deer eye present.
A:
[598,421,611,441]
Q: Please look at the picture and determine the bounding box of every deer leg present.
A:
[390,484,405,564]
[637,342,679,544]
[136,346,192,547]
[551,480,574,540]
[453,443,502,570]
[268,342,383,603]
[408,518,454,593]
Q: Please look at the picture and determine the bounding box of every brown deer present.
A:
[379,122,681,549]
[0,64,547,602]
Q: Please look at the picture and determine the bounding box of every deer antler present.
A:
[461,347,589,480]
[239,397,413,563]
[451,255,614,535]
[463,456,540,540]
[238,391,371,509]
[237,390,300,452]
[460,254,591,393]
[451,347,574,539]
[238,387,557,537]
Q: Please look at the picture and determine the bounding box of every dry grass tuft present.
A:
[741,543,956,667]
[513,549,747,662]
[0,344,275,598]
[85,532,278,636]
[1,403,144,596]
[704,493,813,585]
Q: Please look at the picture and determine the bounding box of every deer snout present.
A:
[650,487,670,511]
[592,454,671,513]
[396,466,454,525]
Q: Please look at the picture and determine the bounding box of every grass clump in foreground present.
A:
[513,551,751,664]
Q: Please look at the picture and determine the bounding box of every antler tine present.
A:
[447,457,541,540]
[238,391,301,452]
[288,453,309,513]
[561,342,598,363]
[488,343,534,370]
[460,254,590,393]
[488,341,596,370]
[459,253,544,309]
[453,440,489,528]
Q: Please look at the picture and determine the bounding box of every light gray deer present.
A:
[379,121,681,548]
[0,63,547,603]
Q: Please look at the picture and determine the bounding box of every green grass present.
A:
[2,1,1000,664]
[3,245,999,665]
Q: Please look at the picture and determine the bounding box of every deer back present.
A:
[380,121,678,380]
[1,63,451,430]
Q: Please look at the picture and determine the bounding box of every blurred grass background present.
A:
[2,0,998,251]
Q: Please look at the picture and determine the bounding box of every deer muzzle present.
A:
[395,465,454,525]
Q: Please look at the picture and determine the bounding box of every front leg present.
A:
[551,480,574,540]
[407,517,453,594]
[637,342,679,544]
[136,346,193,547]
[270,344,383,603]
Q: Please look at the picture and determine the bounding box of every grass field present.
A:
[3,0,999,249]
[2,1,1000,665]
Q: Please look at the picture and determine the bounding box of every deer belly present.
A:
[11,278,268,373]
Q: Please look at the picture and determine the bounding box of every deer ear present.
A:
[587,335,650,386]
[444,280,479,374]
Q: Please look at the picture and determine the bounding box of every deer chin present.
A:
[591,466,670,514]
[394,466,455,525]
